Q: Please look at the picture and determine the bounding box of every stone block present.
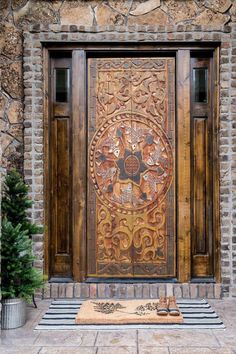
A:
[74,283,81,298]
[2,61,23,99]
[134,284,143,298]
[166,283,173,297]
[190,284,198,299]
[182,283,190,298]
[81,283,89,298]
[95,4,125,26]
[119,284,127,299]
[128,8,168,26]
[127,284,135,298]
[90,284,97,298]
[150,284,158,299]
[108,284,118,298]
[173,284,182,299]
[98,283,106,298]
[65,283,74,298]
[199,284,207,299]
[158,283,166,297]
[206,284,214,299]
[215,284,222,299]
[142,284,150,299]
[60,2,93,26]
[58,283,66,298]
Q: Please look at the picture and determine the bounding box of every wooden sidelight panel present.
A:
[87,57,176,278]
[49,56,72,278]
[190,56,214,277]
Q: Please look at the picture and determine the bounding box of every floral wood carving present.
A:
[88,57,176,277]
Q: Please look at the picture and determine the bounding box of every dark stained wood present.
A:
[72,50,87,281]
[44,44,220,283]
[193,118,207,254]
[177,50,191,283]
[190,56,214,278]
[43,46,49,278]
[49,56,72,278]
[213,47,221,283]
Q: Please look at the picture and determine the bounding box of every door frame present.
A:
[43,43,220,283]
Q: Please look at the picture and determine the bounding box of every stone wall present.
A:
[1,0,236,297]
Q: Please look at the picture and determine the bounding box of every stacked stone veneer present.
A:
[43,282,222,300]
[1,1,236,298]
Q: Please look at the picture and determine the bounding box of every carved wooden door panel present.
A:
[87,57,175,278]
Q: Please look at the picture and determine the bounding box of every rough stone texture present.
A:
[0,23,22,59]
[60,1,94,26]
[162,0,199,23]
[7,100,23,124]
[193,9,230,26]
[202,0,232,14]
[95,3,126,26]
[108,0,133,16]
[13,1,58,29]
[1,61,23,99]
[128,8,169,26]
[130,0,161,16]
[0,0,236,300]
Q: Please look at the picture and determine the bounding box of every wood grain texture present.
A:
[43,46,49,278]
[213,47,221,283]
[87,57,176,278]
[190,56,214,278]
[49,56,72,278]
[72,50,87,281]
[177,50,191,283]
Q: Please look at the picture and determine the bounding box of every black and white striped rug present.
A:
[35,299,225,330]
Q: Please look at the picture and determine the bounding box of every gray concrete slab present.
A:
[1,299,236,354]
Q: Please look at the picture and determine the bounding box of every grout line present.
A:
[136,329,139,354]
[94,330,99,346]
[211,328,222,348]
[33,331,41,345]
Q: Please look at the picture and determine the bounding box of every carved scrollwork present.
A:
[88,57,175,277]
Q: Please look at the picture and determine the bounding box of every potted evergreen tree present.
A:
[1,170,44,329]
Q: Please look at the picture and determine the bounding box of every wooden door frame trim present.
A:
[43,46,50,278]
[43,43,220,283]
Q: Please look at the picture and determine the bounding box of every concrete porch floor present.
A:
[1,299,236,354]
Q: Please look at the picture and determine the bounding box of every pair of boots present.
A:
[157,296,180,316]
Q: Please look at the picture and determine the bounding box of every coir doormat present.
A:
[75,299,183,324]
[35,299,225,330]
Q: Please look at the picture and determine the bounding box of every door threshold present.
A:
[85,278,178,283]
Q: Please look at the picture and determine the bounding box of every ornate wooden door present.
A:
[87,57,175,278]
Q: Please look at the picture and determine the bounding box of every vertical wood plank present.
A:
[56,119,70,254]
[193,118,207,254]
[72,50,86,281]
[177,50,191,282]
[213,47,221,283]
[43,46,49,278]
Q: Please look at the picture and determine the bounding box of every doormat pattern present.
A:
[75,299,183,325]
[35,299,225,330]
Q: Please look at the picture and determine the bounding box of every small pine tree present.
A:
[1,169,44,302]
[1,220,44,301]
[2,169,40,234]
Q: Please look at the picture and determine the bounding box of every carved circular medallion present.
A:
[89,113,173,214]
[124,155,140,176]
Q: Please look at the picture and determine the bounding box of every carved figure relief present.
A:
[87,58,175,277]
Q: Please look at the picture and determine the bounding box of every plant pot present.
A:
[1,298,26,329]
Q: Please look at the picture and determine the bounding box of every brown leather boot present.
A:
[168,296,180,316]
[157,297,168,316]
